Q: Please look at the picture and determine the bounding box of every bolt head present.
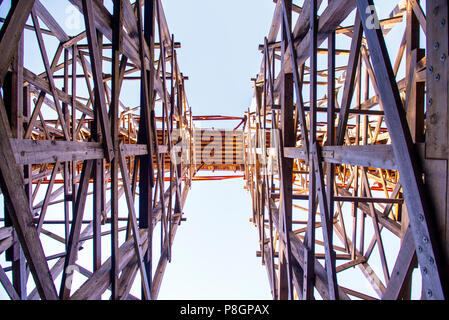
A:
[441,54,447,62]
[427,289,433,298]
[441,19,446,27]
[423,236,429,244]
[435,74,441,81]
[418,215,424,222]
[428,98,433,105]
[422,267,428,275]
[428,66,434,72]
[429,257,435,265]
[434,42,440,50]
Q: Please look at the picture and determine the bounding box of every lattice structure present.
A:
[0,0,194,300]
[0,0,448,301]
[244,0,449,300]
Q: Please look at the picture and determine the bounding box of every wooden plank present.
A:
[11,139,147,165]
[284,145,397,170]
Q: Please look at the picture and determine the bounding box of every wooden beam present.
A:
[336,13,363,145]
[284,145,397,170]
[82,0,114,162]
[11,139,147,165]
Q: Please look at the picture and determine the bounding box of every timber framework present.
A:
[0,0,448,300]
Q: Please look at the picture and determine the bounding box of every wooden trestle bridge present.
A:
[0,0,448,300]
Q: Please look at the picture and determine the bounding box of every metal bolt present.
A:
[434,42,440,50]
[418,215,424,222]
[429,257,435,265]
[418,246,423,253]
[427,289,433,298]
[428,98,433,105]
[423,236,429,244]
[435,73,441,81]
[441,54,447,62]
[441,19,446,27]
[428,66,434,72]
[422,267,428,275]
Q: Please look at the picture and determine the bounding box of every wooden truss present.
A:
[0,0,194,300]
[0,0,448,301]
[244,0,449,300]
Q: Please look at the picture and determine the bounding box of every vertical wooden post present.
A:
[110,0,124,300]
[424,0,449,297]
[278,0,294,300]
[303,0,318,300]
[3,30,27,300]
[139,0,156,298]
[93,0,105,276]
